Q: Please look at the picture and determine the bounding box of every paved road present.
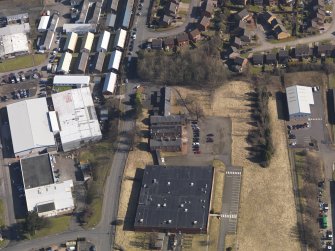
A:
[3,82,136,251]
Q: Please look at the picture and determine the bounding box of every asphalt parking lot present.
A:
[165,116,232,166]
[288,90,326,148]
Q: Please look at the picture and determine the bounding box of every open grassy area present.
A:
[54,86,73,93]
[0,199,5,227]
[0,54,47,73]
[268,36,296,44]
[28,215,71,239]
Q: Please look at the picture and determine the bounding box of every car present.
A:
[206,138,214,143]
[326,242,332,250]
[191,121,198,124]
[326,230,333,240]
[289,134,296,139]
[194,151,201,154]
[289,141,296,146]
[207,133,214,137]
[192,142,200,145]
[132,34,137,39]
[324,203,329,211]
[137,12,142,16]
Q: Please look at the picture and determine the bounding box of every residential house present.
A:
[227,46,239,59]
[317,44,334,57]
[262,11,276,24]
[198,16,211,31]
[152,39,163,50]
[233,57,248,72]
[265,53,277,65]
[160,15,173,27]
[278,50,289,65]
[165,2,179,15]
[232,20,246,35]
[232,36,243,48]
[164,37,175,50]
[239,29,251,43]
[273,24,290,40]
[252,54,264,66]
[188,28,201,42]
[294,45,312,58]
[176,33,189,47]
[234,9,251,22]
[204,0,214,17]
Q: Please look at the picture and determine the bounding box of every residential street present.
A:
[2,82,136,251]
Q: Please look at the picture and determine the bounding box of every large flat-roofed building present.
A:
[64,32,78,53]
[0,23,30,58]
[96,30,110,52]
[106,13,117,29]
[7,98,56,157]
[107,49,122,71]
[20,154,74,217]
[286,85,314,120]
[102,72,117,94]
[38,15,50,32]
[42,30,55,50]
[134,165,214,234]
[51,87,102,152]
[114,28,127,49]
[57,52,72,74]
[81,32,94,52]
[110,0,119,12]
[53,75,90,87]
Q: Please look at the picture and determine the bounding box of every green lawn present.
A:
[0,199,4,227]
[268,37,296,44]
[328,74,335,89]
[29,215,71,239]
[54,86,74,93]
[0,54,47,73]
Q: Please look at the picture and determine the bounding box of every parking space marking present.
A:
[225,171,242,175]
[309,118,322,121]
[221,214,238,219]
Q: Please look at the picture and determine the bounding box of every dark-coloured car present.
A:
[207,133,214,137]
[206,138,214,143]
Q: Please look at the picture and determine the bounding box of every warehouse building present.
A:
[114,28,127,49]
[96,30,110,52]
[134,165,214,234]
[7,98,56,157]
[42,30,54,50]
[102,72,117,94]
[0,23,30,58]
[110,0,119,12]
[64,32,78,53]
[88,0,102,24]
[49,13,59,32]
[57,52,72,74]
[93,52,105,73]
[77,51,89,73]
[286,85,314,120]
[51,87,102,152]
[107,49,122,71]
[76,0,90,24]
[63,23,97,34]
[122,0,134,29]
[81,32,94,52]
[106,13,117,29]
[53,75,90,87]
[37,15,50,32]
[20,154,74,217]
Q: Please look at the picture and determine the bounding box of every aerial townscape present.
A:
[0,0,335,250]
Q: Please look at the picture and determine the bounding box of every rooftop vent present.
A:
[184,208,188,212]
[139,219,144,223]
[163,203,167,207]
[167,220,172,224]
[192,220,198,225]
[190,182,194,186]
[157,203,161,207]
[180,203,184,208]
[167,181,171,185]
[152,178,158,184]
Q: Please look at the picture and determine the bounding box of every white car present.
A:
[132,34,137,39]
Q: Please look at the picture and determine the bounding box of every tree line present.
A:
[137,41,230,88]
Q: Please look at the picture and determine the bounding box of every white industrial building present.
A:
[108,49,122,71]
[64,32,78,52]
[57,52,72,74]
[51,87,102,152]
[106,13,117,29]
[20,154,74,217]
[81,32,94,52]
[7,99,56,157]
[53,75,90,87]
[114,28,127,49]
[38,15,50,32]
[286,85,314,119]
[103,72,117,94]
[0,24,30,58]
[63,23,97,34]
[96,30,110,52]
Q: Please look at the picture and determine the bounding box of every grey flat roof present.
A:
[37,202,55,213]
[150,115,183,125]
[20,154,54,189]
[150,138,182,148]
[134,165,214,232]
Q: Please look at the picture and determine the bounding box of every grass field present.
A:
[54,86,73,93]
[28,215,71,239]
[0,54,47,73]
[0,199,4,227]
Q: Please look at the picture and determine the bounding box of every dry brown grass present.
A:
[175,81,300,251]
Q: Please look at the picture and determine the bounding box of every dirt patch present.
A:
[284,71,327,87]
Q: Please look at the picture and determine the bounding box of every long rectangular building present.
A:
[38,15,50,32]
[64,32,78,53]
[96,31,111,52]
[106,13,117,29]
[102,72,117,94]
[114,28,127,49]
[122,0,134,29]
[81,32,94,52]
[63,23,97,34]
[52,87,102,152]
[7,98,56,157]
[110,0,119,12]
[94,52,105,73]
[57,52,72,74]
[42,30,54,50]
[108,49,122,71]
[77,51,89,73]
[53,75,90,87]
